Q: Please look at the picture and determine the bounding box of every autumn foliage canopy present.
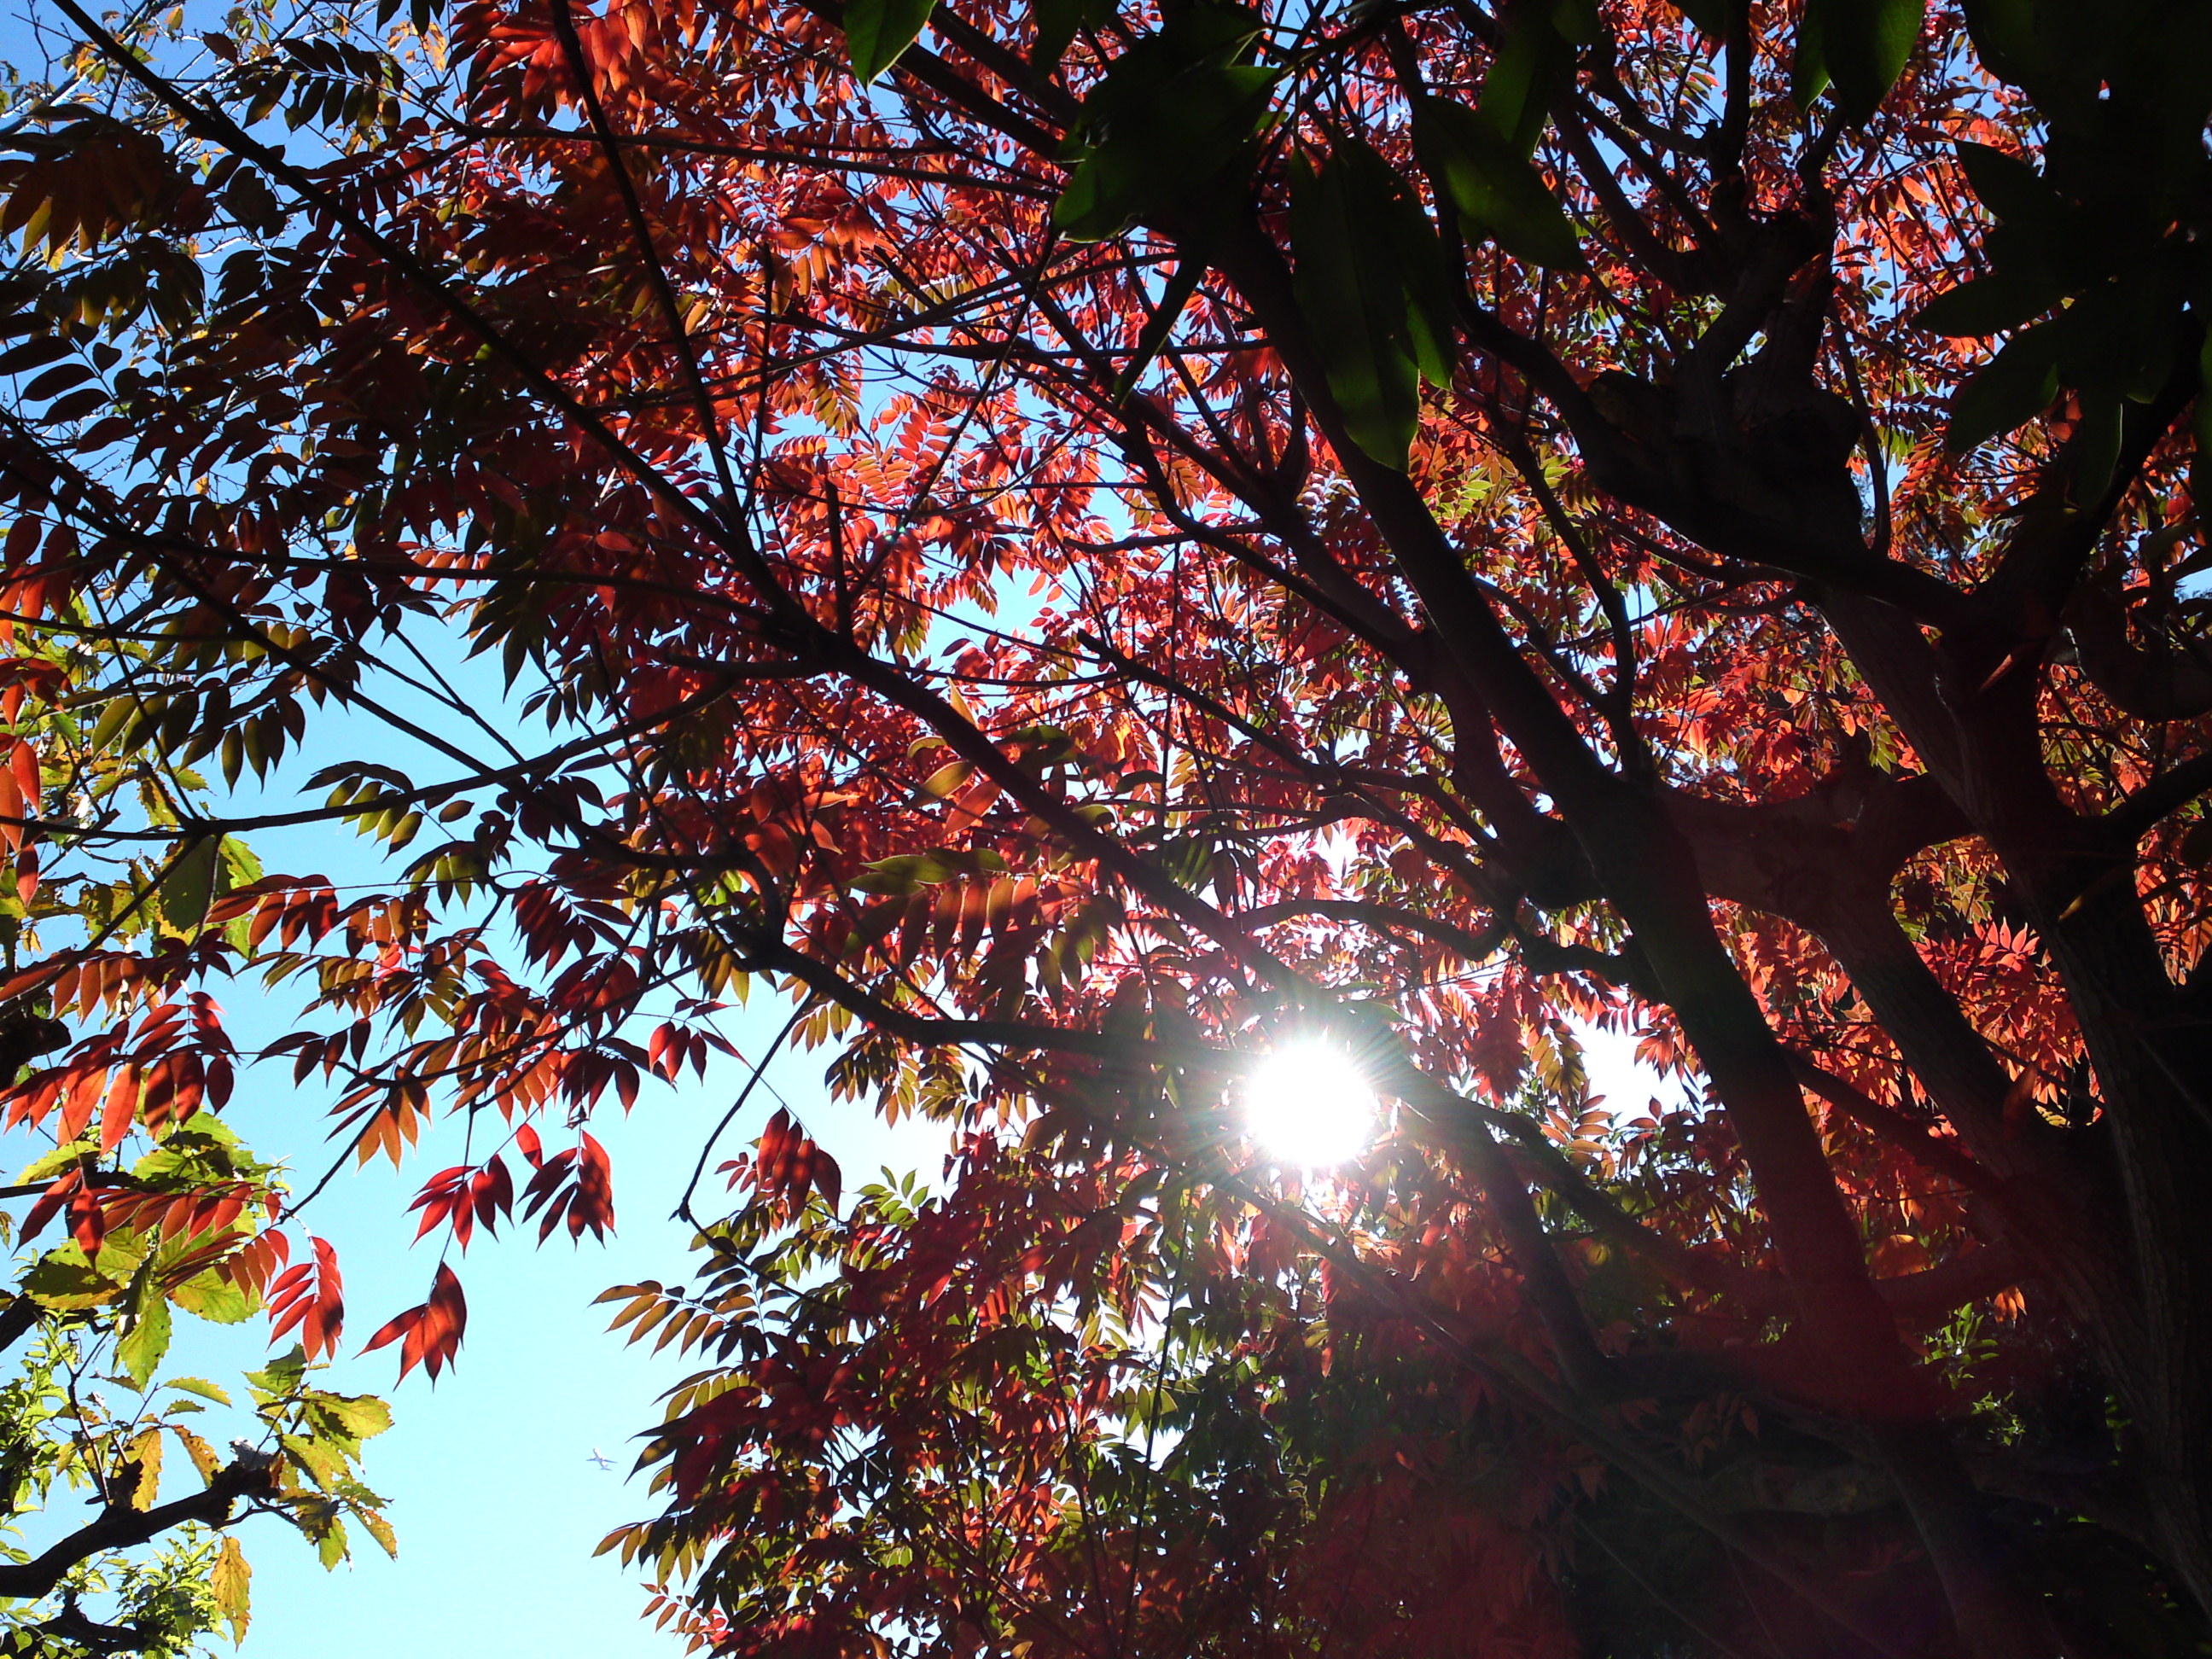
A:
[2,0,2212,1652]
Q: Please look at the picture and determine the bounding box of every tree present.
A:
[0,0,2209,1650]
[0,1024,393,1656]
[0,1305,394,1656]
[0,104,399,1633]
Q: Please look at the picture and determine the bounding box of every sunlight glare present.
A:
[1244,1041,1377,1169]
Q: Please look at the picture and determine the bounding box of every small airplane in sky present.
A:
[586,1447,614,1470]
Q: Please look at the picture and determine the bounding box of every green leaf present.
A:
[281,1429,347,1491]
[164,1377,234,1406]
[88,695,137,754]
[311,1398,393,1451]
[1415,96,1585,271]
[93,1227,155,1282]
[1954,141,2064,230]
[1032,0,1111,67]
[2071,393,2123,501]
[155,834,218,936]
[1290,153,1419,469]
[302,1388,393,1445]
[245,1344,308,1399]
[851,852,958,894]
[919,760,975,798]
[1790,0,1834,109]
[17,1141,92,1186]
[1945,321,2060,453]
[1050,4,1277,242]
[1801,0,1924,122]
[1475,0,1576,157]
[115,1282,172,1391]
[20,1249,122,1313]
[212,1536,251,1644]
[220,835,263,890]
[844,0,935,84]
[172,1268,258,1324]
[1671,0,1727,37]
[1910,269,2059,338]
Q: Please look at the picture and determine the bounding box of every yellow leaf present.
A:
[212,1535,250,1644]
[172,1424,219,1483]
[124,1427,162,1510]
[357,1505,398,1559]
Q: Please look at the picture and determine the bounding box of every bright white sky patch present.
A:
[1243,1040,1378,1169]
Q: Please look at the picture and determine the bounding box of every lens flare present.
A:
[1243,1041,1377,1168]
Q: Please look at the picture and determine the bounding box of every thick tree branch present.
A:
[0,1459,276,1603]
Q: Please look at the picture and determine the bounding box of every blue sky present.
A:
[195,1007,950,1659]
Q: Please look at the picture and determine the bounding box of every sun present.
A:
[1243,1040,1379,1169]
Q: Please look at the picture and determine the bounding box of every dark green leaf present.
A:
[1338,142,1458,383]
[2195,334,2212,451]
[1671,0,1728,37]
[1290,153,1421,470]
[1051,22,1277,242]
[1549,0,1600,47]
[2045,272,2185,405]
[1052,147,1144,242]
[1033,0,1112,68]
[845,0,935,84]
[1802,0,1924,122]
[1954,141,2064,229]
[1945,321,2060,453]
[1910,269,2059,337]
[1961,0,2100,104]
[1791,1,1829,108]
[1415,96,1586,271]
[1474,0,1576,157]
[2070,393,2122,501]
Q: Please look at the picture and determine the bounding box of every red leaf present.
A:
[571,1130,615,1242]
[67,1186,107,1256]
[472,1155,514,1236]
[752,1109,836,1216]
[364,1262,466,1382]
[20,1169,78,1243]
[410,1165,472,1245]
[267,1234,344,1359]
[224,1228,289,1296]
[98,1064,137,1151]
